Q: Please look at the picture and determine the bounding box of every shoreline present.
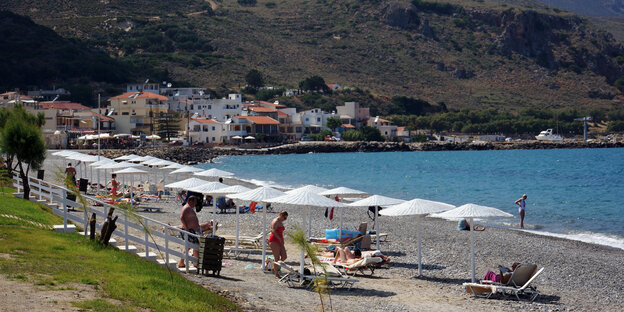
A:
[87,140,624,165]
[40,152,624,311]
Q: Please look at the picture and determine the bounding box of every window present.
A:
[208,105,212,109]
[131,110,136,116]
[212,137,215,142]
[317,118,321,122]
[122,112,129,116]
[212,126,215,131]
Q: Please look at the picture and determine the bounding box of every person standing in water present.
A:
[515,194,528,229]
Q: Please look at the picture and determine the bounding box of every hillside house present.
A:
[367,116,398,139]
[188,118,224,144]
[107,91,168,135]
[336,102,369,128]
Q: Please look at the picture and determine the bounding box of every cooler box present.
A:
[325,229,361,240]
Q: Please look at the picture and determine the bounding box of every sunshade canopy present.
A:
[113,167,148,174]
[228,186,286,202]
[432,203,513,219]
[162,163,185,170]
[217,185,251,195]
[113,154,138,161]
[187,181,229,194]
[88,158,114,167]
[347,194,405,207]
[194,168,235,177]
[286,185,330,195]
[266,190,348,208]
[170,166,204,174]
[164,177,210,189]
[380,198,455,216]
[319,186,367,196]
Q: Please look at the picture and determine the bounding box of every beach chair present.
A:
[277,261,359,290]
[463,264,544,301]
[333,250,390,276]
[221,233,264,249]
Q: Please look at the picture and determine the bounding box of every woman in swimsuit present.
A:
[110,174,119,197]
[515,194,527,229]
[269,210,288,278]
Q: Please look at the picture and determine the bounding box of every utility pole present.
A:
[575,117,593,141]
[97,93,101,195]
[186,104,190,145]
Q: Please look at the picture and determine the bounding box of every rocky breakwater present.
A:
[91,140,624,165]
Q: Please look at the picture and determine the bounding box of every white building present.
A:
[367,116,397,139]
[336,102,369,128]
[163,88,243,123]
[188,118,224,144]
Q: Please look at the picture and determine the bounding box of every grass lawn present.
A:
[0,187,239,311]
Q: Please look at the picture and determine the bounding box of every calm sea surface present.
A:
[199,148,624,249]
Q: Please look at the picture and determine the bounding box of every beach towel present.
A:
[329,207,334,220]
[250,201,257,214]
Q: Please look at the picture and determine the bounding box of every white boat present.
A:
[535,129,563,142]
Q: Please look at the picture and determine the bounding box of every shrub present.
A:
[342,130,364,141]
[607,120,624,132]
[237,0,257,6]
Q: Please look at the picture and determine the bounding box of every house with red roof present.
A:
[188,118,224,144]
[367,116,398,139]
[233,115,280,139]
[107,91,168,135]
[336,101,369,128]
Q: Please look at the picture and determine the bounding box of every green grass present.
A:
[0,187,63,227]
[0,189,239,312]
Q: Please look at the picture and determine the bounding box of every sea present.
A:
[198,148,624,250]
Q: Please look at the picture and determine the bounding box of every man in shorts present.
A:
[177,195,218,268]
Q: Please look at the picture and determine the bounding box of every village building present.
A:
[106,91,168,135]
[367,116,398,139]
[336,102,369,128]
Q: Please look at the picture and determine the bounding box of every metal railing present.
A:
[13,175,200,273]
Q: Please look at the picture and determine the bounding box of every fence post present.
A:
[184,235,189,273]
[83,205,88,236]
[144,219,149,257]
[61,189,68,231]
[165,228,169,266]
[124,212,129,250]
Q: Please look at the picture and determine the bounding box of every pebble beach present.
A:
[42,151,624,311]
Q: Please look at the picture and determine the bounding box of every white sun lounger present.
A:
[463,264,544,302]
[277,261,358,290]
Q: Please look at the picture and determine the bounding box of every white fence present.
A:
[13,175,200,273]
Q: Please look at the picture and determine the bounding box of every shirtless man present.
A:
[177,196,218,268]
[65,163,77,185]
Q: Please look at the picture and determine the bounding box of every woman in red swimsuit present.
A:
[269,210,288,278]
[110,174,119,197]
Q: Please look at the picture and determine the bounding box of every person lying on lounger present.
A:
[458,219,485,231]
[332,247,362,265]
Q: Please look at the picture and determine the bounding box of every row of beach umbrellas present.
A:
[51,150,514,282]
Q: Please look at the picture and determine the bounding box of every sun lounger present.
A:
[463,264,544,301]
[277,261,359,290]
[220,233,264,249]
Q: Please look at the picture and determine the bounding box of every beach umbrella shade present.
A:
[348,195,405,250]
[194,168,235,178]
[98,133,113,139]
[244,136,256,140]
[113,167,147,209]
[170,166,204,175]
[187,181,228,194]
[229,187,287,270]
[146,134,161,140]
[286,185,329,195]
[231,135,242,139]
[88,157,114,194]
[141,158,165,166]
[217,185,251,195]
[164,177,210,189]
[431,203,514,282]
[114,133,132,138]
[266,190,349,275]
[380,199,455,276]
[162,163,185,170]
[114,154,139,161]
[319,186,369,241]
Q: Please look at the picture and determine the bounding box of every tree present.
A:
[299,76,329,92]
[326,117,342,132]
[245,69,264,89]
[342,130,364,141]
[155,111,181,142]
[359,126,384,141]
[0,105,46,199]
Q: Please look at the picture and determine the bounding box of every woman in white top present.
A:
[514,194,527,229]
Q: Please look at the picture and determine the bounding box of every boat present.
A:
[535,129,563,142]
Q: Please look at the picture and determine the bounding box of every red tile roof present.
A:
[236,115,280,125]
[92,112,114,122]
[342,124,356,129]
[38,102,90,110]
[255,100,286,108]
[249,106,277,113]
[191,118,219,124]
[277,111,288,116]
[109,91,168,101]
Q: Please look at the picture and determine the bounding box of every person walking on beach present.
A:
[65,163,76,186]
[178,195,202,268]
[269,211,288,278]
[515,194,528,229]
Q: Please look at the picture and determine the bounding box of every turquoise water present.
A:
[199,148,624,248]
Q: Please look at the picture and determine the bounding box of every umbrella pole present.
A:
[261,201,267,271]
[130,175,134,210]
[339,206,343,240]
[308,208,312,238]
[301,206,307,276]
[470,217,475,283]
[235,199,239,249]
[418,215,422,276]
[375,206,380,251]
[97,168,100,195]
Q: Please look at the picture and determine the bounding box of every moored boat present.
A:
[535,129,563,142]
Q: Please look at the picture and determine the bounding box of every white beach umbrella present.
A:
[141,158,165,166]
[432,203,514,283]
[146,134,161,140]
[114,133,132,138]
[218,185,251,194]
[151,159,175,166]
[187,181,228,194]
[129,155,151,163]
[229,187,287,270]
[266,190,349,275]
[319,186,369,241]
[286,185,329,195]
[194,168,235,178]
[88,157,114,194]
[348,195,405,250]
[170,166,204,174]
[164,177,210,189]
[113,167,147,209]
[162,163,185,170]
[380,199,455,276]
[96,161,143,190]
[114,154,138,161]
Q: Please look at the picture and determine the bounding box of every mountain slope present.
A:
[1,0,623,112]
[537,0,624,17]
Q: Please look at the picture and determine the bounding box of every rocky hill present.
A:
[1,0,623,111]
